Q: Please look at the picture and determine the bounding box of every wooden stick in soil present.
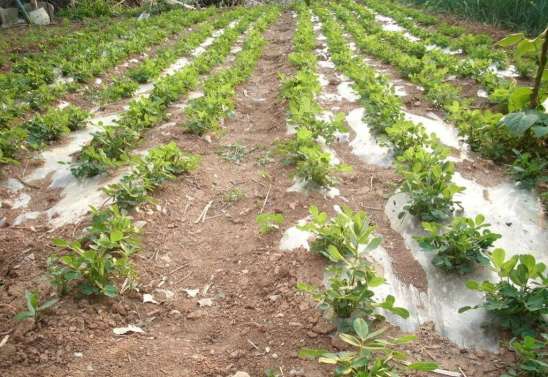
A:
[259,183,272,214]
[194,201,213,223]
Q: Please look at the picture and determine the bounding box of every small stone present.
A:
[187,310,207,320]
[69,326,77,332]
[307,331,318,338]
[269,295,279,302]
[313,318,336,334]
[330,335,347,350]
[289,322,303,327]
[169,310,181,319]
[475,349,488,358]
[289,203,296,210]
[113,303,127,316]
[269,254,282,262]
[272,353,278,359]
[229,351,243,359]
[232,372,250,377]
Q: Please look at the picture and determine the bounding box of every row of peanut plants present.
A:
[68,7,256,178]
[268,4,437,376]
[301,3,547,376]
[333,0,548,208]
[273,4,352,192]
[360,0,537,78]
[12,5,281,318]
[0,8,219,165]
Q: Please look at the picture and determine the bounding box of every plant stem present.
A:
[530,27,548,109]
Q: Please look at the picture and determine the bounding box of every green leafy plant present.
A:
[297,205,364,258]
[414,215,502,274]
[389,146,465,221]
[460,249,548,338]
[52,237,135,298]
[256,213,285,235]
[47,255,71,295]
[506,150,548,190]
[102,142,200,208]
[501,335,548,377]
[297,208,408,322]
[380,120,436,155]
[299,318,438,376]
[12,290,58,323]
[256,151,275,166]
[291,146,353,189]
[225,188,246,202]
[215,142,250,164]
[99,77,139,104]
[273,127,316,165]
[22,106,90,146]
[264,370,279,377]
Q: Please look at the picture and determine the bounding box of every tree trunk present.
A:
[530,27,548,109]
[30,0,38,10]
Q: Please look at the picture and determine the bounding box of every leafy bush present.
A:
[274,127,316,165]
[390,146,465,221]
[99,77,139,104]
[461,249,548,338]
[414,215,502,274]
[102,142,200,208]
[380,120,436,155]
[297,208,408,322]
[506,150,548,190]
[501,335,548,377]
[256,213,285,235]
[298,205,365,258]
[22,106,90,146]
[52,237,135,298]
[300,318,437,376]
[291,146,353,189]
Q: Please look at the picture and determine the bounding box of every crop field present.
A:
[0,1,547,376]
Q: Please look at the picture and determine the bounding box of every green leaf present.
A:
[368,276,385,288]
[458,306,472,313]
[389,307,410,319]
[327,245,344,262]
[12,311,34,322]
[353,318,369,341]
[363,236,382,253]
[465,280,479,290]
[110,230,124,242]
[492,248,506,268]
[339,333,361,347]
[496,33,524,47]
[53,238,69,247]
[531,126,548,138]
[520,254,536,273]
[38,299,59,310]
[407,362,439,371]
[508,87,533,112]
[515,38,541,59]
[298,349,328,358]
[500,112,539,137]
